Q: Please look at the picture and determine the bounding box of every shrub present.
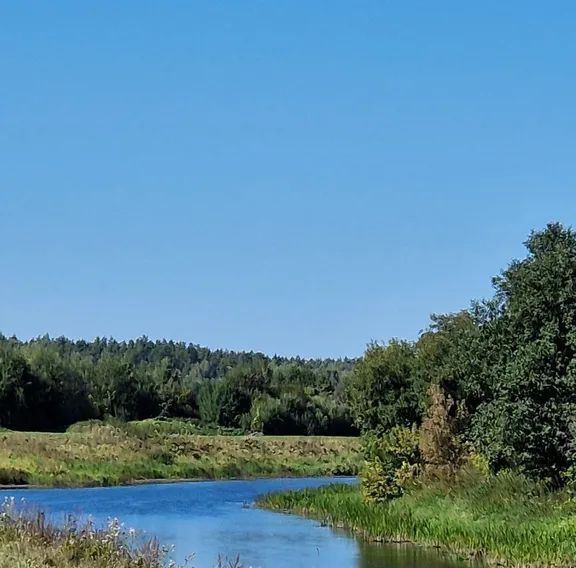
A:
[419,384,462,480]
[0,467,30,485]
[361,426,420,502]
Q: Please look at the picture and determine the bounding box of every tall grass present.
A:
[0,497,247,567]
[0,496,172,568]
[0,420,360,487]
[259,471,576,567]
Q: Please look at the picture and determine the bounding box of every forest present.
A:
[3,221,576,490]
[2,223,576,567]
[0,333,356,435]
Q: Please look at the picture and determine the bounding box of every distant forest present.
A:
[0,335,357,435]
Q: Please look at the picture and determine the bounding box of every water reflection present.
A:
[357,540,467,568]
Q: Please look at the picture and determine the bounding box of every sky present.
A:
[1,1,575,358]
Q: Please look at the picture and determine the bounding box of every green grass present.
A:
[258,471,576,567]
[0,420,360,487]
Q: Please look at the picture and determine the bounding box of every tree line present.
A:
[0,336,357,435]
[346,222,576,490]
[4,220,575,489]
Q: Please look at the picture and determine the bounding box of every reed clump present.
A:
[259,471,576,567]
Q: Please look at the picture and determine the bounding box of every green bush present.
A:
[0,467,30,485]
[361,426,420,502]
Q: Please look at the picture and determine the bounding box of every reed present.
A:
[259,471,576,567]
[0,496,173,568]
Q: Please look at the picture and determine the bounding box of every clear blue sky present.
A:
[1,2,575,358]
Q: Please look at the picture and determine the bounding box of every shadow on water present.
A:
[357,539,471,568]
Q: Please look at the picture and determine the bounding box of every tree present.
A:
[347,340,422,433]
[23,343,96,429]
[0,346,33,429]
[196,380,222,425]
[217,364,272,428]
[419,384,462,479]
[94,355,160,421]
[470,223,576,482]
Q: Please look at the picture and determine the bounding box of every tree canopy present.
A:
[0,335,356,435]
[346,223,576,484]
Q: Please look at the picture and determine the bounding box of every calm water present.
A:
[3,478,467,568]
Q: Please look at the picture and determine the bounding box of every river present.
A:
[4,477,467,568]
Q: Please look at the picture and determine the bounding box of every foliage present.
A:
[0,335,356,435]
[4,222,576,487]
[418,384,463,480]
[216,364,271,428]
[466,223,576,482]
[346,340,423,433]
[250,393,358,436]
[361,426,420,502]
[256,224,576,566]
[196,381,223,425]
[350,223,576,486]
[260,473,576,568]
[414,311,481,415]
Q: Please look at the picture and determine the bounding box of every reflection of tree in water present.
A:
[357,541,469,568]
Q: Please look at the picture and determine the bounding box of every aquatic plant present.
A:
[259,472,576,567]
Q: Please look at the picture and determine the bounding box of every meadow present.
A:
[259,472,576,567]
[0,419,360,487]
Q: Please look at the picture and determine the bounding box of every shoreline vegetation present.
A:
[3,223,576,567]
[0,497,243,568]
[256,224,576,568]
[0,419,361,488]
[0,496,171,568]
[258,474,576,568]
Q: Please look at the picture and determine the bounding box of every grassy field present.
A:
[259,472,576,567]
[0,420,360,487]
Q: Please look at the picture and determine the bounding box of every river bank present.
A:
[0,477,467,568]
[258,473,576,567]
[0,496,174,568]
[0,420,360,487]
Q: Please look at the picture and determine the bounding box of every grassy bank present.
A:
[259,472,576,567]
[0,496,171,568]
[0,420,360,487]
[0,497,245,568]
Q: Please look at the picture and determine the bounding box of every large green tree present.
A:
[347,340,423,433]
[470,223,576,482]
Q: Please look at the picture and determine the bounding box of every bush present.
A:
[418,384,463,480]
[361,426,420,502]
[0,467,30,485]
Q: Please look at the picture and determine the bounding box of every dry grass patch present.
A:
[0,421,360,487]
